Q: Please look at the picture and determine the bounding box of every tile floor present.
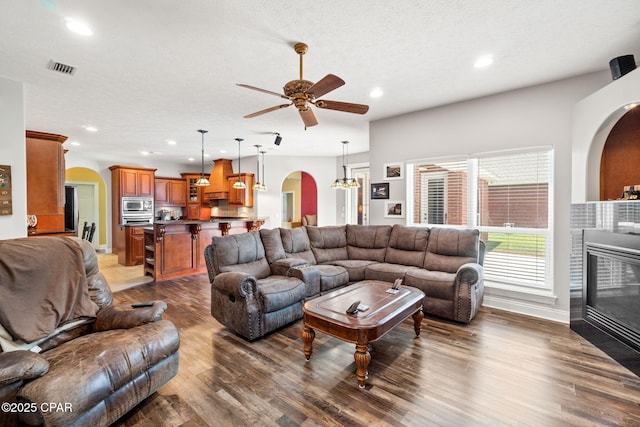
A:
[97,253,153,292]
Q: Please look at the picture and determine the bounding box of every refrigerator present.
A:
[64,185,79,235]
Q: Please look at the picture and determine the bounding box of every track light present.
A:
[274,133,282,146]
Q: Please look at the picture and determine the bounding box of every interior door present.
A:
[76,183,98,246]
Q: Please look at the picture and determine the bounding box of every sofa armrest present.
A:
[0,351,49,388]
[271,258,308,276]
[287,265,321,298]
[213,272,258,299]
[455,262,483,287]
[93,301,167,332]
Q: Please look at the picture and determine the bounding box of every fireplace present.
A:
[572,229,640,375]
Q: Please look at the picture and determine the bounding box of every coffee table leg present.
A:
[412,308,424,337]
[354,343,371,389]
[302,325,315,360]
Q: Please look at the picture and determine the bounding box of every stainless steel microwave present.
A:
[122,197,153,215]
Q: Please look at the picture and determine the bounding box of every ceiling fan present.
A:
[237,42,369,128]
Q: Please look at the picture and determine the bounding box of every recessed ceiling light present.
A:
[140,151,150,156]
[369,87,383,98]
[64,17,93,36]
[474,55,494,68]
[188,157,195,162]
[84,125,97,132]
[204,154,210,158]
[70,141,80,146]
[167,140,177,145]
[219,149,227,154]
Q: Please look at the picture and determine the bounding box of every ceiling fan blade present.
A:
[236,83,290,100]
[299,108,318,127]
[305,74,345,99]
[243,103,291,118]
[315,99,369,114]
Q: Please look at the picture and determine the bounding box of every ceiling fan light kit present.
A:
[237,42,369,128]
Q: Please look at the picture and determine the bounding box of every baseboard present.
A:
[482,294,569,324]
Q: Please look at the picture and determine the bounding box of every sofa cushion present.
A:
[384,225,430,267]
[364,262,421,283]
[314,265,349,293]
[424,228,480,273]
[330,259,379,282]
[212,232,271,279]
[280,227,317,264]
[307,225,348,263]
[404,269,457,300]
[257,276,307,313]
[346,224,391,262]
[260,228,286,264]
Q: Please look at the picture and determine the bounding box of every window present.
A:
[407,148,553,289]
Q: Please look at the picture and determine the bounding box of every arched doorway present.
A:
[65,167,107,248]
[281,171,317,228]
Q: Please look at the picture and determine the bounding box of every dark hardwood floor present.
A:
[111,274,640,426]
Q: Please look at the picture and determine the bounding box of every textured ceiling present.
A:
[1,0,639,163]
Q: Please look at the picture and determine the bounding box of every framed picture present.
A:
[384,200,405,218]
[370,182,389,200]
[383,162,403,180]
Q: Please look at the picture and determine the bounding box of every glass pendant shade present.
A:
[252,144,265,191]
[195,129,210,186]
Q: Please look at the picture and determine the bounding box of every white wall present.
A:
[0,77,26,239]
[572,68,640,202]
[370,71,610,323]
[254,155,338,229]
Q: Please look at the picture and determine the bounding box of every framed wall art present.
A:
[370,182,389,199]
[383,162,403,180]
[384,200,405,218]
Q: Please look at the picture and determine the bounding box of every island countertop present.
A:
[142,218,266,281]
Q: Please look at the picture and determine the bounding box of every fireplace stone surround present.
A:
[571,201,640,376]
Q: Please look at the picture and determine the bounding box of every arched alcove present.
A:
[281,171,317,228]
[599,105,640,200]
[65,167,107,247]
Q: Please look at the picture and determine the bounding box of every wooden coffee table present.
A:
[302,280,425,388]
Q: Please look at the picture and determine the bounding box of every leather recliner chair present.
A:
[0,237,180,427]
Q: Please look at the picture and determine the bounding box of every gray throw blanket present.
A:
[0,237,98,343]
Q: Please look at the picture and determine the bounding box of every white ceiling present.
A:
[1,0,639,163]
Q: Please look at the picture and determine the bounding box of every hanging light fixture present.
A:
[259,149,268,191]
[194,129,210,186]
[252,144,264,191]
[232,138,247,189]
[331,140,360,190]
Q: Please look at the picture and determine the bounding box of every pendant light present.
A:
[232,138,247,189]
[252,144,263,191]
[331,140,360,189]
[260,150,268,191]
[194,129,210,186]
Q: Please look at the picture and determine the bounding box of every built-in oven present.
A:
[121,197,154,225]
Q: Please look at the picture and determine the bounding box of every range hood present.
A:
[203,158,233,199]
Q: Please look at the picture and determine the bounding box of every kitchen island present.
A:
[143,218,265,281]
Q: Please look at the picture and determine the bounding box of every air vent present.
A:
[47,60,76,76]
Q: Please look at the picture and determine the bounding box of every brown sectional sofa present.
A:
[205,224,484,341]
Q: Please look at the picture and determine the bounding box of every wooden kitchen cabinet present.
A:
[155,178,187,206]
[181,172,211,220]
[121,225,145,266]
[227,173,254,207]
[26,130,67,234]
[110,166,156,198]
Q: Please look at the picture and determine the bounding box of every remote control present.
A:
[346,300,361,314]
[131,301,154,308]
